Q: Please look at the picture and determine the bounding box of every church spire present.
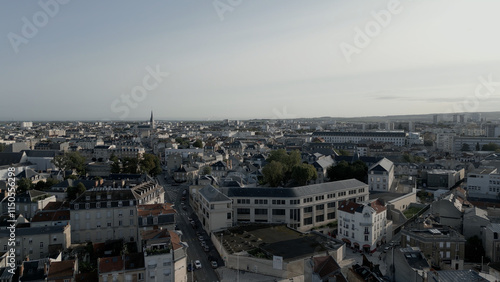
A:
[150,111,154,129]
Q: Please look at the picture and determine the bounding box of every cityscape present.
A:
[2,1,500,282]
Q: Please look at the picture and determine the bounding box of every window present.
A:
[237,199,250,204]
[272,209,286,216]
[365,235,369,241]
[107,222,112,227]
[86,212,90,219]
[254,199,268,205]
[119,220,123,226]
[138,273,144,280]
[303,217,313,225]
[304,197,313,203]
[85,203,90,209]
[237,208,250,215]
[119,211,123,217]
[96,212,101,219]
[316,215,324,222]
[255,209,268,215]
[315,195,324,201]
[290,199,300,205]
[327,212,335,220]
[130,209,134,216]
[227,212,231,219]
[97,195,101,200]
[303,207,313,213]
[29,238,32,244]
[107,202,112,208]
[40,242,44,248]
[327,202,336,208]
[130,219,134,225]
[316,205,324,210]
[118,201,123,207]
[439,242,444,248]
[272,200,285,205]
[74,213,79,220]
[446,242,450,248]
[96,202,101,209]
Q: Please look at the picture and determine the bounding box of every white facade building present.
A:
[337,200,392,252]
[312,131,406,146]
[368,158,394,192]
[467,168,500,199]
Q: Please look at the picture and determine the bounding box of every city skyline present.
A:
[2,0,500,121]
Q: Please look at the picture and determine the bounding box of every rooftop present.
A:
[215,224,337,262]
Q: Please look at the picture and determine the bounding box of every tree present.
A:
[17,178,32,193]
[122,157,139,174]
[465,235,485,262]
[52,151,86,176]
[193,139,203,148]
[262,161,284,187]
[110,154,121,173]
[0,143,5,152]
[201,166,212,175]
[476,142,481,151]
[291,163,317,186]
[482,142,500,151]
[327,160,367,182]
[461,143,471,151]
[139,154,162,176]
[67,182,86,201]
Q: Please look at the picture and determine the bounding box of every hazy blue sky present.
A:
[2,0,500,121]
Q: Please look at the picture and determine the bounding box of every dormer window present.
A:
[97,195,101,200]
[118,201,123,207]
[107,194,112,200]
[86,196,90,201]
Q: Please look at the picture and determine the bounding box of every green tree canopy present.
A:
[482,142,500,151]
[327,160,367,182]
[201,166,212,175]
[461,143,471,151]
[291,163,317,186]
[122,157,139,174]
[139,154,162,176]
[193,139,203,148]
[262,161,284,187]
[52,151,87,175]
[110,154,121,173]
[17,178,32,193]
[67,182,87,201]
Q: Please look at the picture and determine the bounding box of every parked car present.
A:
[195,260,202,269]
[187,263,192,272]
[198,235,204,241]
[211,261,218,269]
[383,246,391,253]
[204,245,210,252]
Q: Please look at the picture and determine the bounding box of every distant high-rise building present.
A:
[432,115,438,124]
[459,115,465,123]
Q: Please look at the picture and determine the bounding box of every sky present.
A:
[1,0,500,121]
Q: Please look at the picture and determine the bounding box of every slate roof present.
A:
[199,185,231,202]
[369,158,394,172]
[31,210,70,222]
[0,152,26,166]
[429,270,489,282]
[0,225,66,237]
[225,179,367,198]
[23,150,57,158]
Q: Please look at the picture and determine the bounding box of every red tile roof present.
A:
[98,256,124,273]
[31,210,70,222]
[137,203,176,217]
[47,260,75,279]
[338,201,362,214]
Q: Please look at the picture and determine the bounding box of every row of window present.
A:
[74,210,134,220]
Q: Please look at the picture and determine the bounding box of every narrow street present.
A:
[158,174,220,282]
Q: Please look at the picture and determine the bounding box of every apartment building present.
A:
[337,200,392,252]
[467,168,500,199]
[368,158,394,192]
[70,181,164,244]
[401,225,465,270]
[0,225,71,265]
[194,185,233,234]
[312,131,406,146]
[224,179,369,232]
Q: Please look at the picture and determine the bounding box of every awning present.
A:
[353,242,360,247]
[342,238,351,244]
[363,244,371,248]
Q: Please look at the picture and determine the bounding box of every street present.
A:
[158,174,221,282]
